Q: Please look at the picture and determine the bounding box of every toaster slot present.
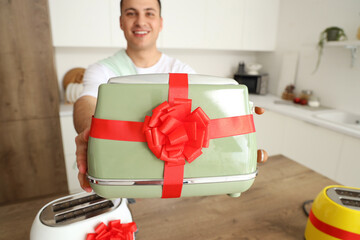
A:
[52,194,102,212]
[40,192,121,227]
[340,198,360,208]
[327,187,360,211]
[54,199,114,223]
[335,189,360,199]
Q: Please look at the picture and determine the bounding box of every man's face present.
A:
[120,0,162,51]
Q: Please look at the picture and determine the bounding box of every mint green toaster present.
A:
[87,73,257,199]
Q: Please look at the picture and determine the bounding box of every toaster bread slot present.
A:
[39,192,122,227]
[54,199,114,223]
[340,198,360,208]
[327,187,360,211]
[52,194,102,212]
[335,189,360,199]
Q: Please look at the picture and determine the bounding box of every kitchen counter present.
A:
[249,94,360,139]
[0,155,337,240]
[60,103,74,117]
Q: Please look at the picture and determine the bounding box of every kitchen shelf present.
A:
[325,40,360,47]
[326,40,360,67]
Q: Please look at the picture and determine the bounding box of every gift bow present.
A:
[90,73,256,198]
[86,220,137,240]
[143,98,210,166]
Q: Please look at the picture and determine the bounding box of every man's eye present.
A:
[146,12,155,17]
[126,12,135,16]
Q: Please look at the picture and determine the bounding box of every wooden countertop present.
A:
[0,155,337,239]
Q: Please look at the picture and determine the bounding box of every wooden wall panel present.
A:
[0,118,67,203]
[0,0,60,122]
[0,0,68,204]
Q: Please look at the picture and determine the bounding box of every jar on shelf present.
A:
[299,90,313,100]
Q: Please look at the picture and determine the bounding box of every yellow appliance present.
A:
[305,185,360,239]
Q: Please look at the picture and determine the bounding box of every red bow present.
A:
[143,98,210,166]
[86,220,137,240]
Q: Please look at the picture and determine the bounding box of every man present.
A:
[74,0,195,192]
[74,0,266,192]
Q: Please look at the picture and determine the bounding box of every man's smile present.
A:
[133,30,150,36]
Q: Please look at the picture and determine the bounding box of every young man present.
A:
[74,0,195,192]
[74,0,267,192]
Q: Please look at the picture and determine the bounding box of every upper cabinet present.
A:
[48,0,279,51]
[48,0,126,47]
[242,0,279,51]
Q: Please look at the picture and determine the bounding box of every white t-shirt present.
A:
[80,53,195,98]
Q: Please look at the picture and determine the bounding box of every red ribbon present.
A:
[90,73,255,198]
[86,220,137,240]
[309,209,360,239]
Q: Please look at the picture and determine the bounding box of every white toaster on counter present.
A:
[30,192,134,240]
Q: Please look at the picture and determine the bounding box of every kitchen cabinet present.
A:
[242,0,279,51]
[48,0,126,47]
[160,0,207,49]
[281,117,342,180]
[336,136,360,187]
[59,112,82,193]
[254,109,359,187]
[253,110,286,156]
[48,0,279,51]
[161,0,279,51]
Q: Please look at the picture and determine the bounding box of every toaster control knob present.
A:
[257,149,268,163]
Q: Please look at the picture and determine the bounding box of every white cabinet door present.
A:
[204,0,245,50]
[253,110,286,156]
[49,0,112,47]
[336,136,360,188]
[281,118,343,180]
[161,0,207,49]
[49,0,279,50]
[60,115,77,155]
[161,0,278,50]
[161,0,245,50]
[60,115,82,193]
[242,0,279,51]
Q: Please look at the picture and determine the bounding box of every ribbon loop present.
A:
[143,99,210,164]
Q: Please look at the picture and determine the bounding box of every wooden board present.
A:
[0,155,337,239]
[0,0,60,121]
[0,0,67,204]
[0,118,67,204]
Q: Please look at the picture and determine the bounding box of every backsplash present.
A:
[257,0,360,115]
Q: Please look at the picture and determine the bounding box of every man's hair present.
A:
[120,0,162,16]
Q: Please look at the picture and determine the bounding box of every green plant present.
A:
[313,26,347,73]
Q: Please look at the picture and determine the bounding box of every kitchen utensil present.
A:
[87,73,258,199]
[305,185,360,239]
[30,192,133,240]
[245,63,262,75]
[62,67,85,90]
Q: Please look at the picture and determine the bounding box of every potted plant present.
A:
[313,26,347,73]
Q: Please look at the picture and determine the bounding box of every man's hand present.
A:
[75,127,92,192]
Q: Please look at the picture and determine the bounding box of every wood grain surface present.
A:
[0,155,337,240]
[0,118,67,203]
[0,0,60,121]
[0,0,67,204]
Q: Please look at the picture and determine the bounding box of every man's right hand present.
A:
[75,127,92,192]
